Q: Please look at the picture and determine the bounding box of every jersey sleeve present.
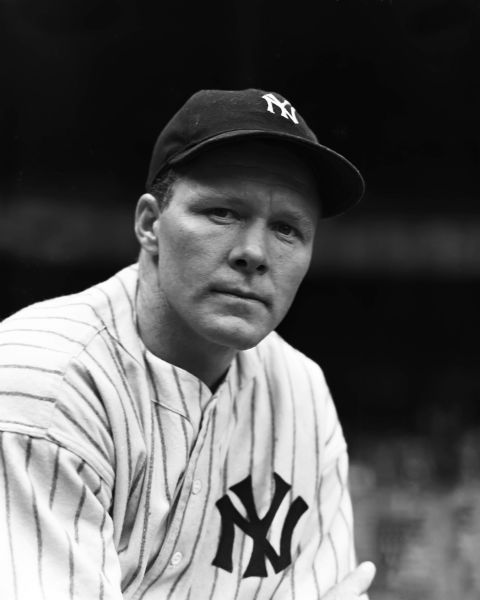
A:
[0,431,123,600]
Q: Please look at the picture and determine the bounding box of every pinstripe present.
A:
[146,360,172,504]
[254,347,276,498]
[268,541,302,600]
[122,397,156,591]
[6,315,98,329]
[100,513,107,570]
[216,434,232,596]
[267,566,289,600]
[93,477,103,498]
[208,569,218,600]
[31,486,45,600]
[313,567,322,600]
[74,485,87,543]
[325,420,338,446]
[166,409,218,600]
[0,391,56,403]
[209,432,231,600]
[115,273,135,317]
[152,404,173,504]
[336,460,352,554]
[208,447,229,600]
[278,344,298,600]
[118,541,128,554]
[233,380,257,600]
[172,366,192,421]
[25,436,32,467]
[0,342,69,354]
[264,370,276,499]
[127,458,147,503]
[84,348,133,485]
[98,334,143,433]
[236,354,243,390]
[0,364,63,375]
[328,531,339,584]
[252,375,267,600]
[277,346,297,501]
[0,434,18,600]
[171,368,191,463]
[28,301,107,320]
[0,328,84,345]
[56,404,110,464]
[227,377,238,424]
[63,378,111,433]
[252,580,263,600]
[233,509,249,595]
[94,287,120,341]
[49,444,61,508]
[67,532,75,600]
[0,419,46,430]
[339,504,350,535]
[24,439,45,600]
[305,366,323,600]
[335,459,345,499]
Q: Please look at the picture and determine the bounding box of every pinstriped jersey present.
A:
[0,264,357,599]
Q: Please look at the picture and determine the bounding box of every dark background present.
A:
[2,1,480,597]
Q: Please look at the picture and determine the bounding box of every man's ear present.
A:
[134,193,161,255]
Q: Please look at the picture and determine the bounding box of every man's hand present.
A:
[323,561,376,600]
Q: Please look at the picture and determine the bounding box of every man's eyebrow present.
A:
[193,190,243,202]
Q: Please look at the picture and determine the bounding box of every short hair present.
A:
[147,168,180,211]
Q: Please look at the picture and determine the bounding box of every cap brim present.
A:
[166,129,365,218]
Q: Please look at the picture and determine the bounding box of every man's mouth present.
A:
[212,287,268,306]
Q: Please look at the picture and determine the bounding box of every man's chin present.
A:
[201,318,271,351]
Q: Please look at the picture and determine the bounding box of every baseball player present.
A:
[0,89,375,599]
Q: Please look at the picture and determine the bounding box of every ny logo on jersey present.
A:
[212,473,308,578]
[261,93,299,124]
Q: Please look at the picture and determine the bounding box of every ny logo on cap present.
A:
[262,93,299,124]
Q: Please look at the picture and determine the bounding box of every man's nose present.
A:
[228,224,269,275]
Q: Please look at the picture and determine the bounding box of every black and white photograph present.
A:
[1,1,479,599]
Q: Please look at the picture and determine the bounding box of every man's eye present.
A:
[208,208,235,219]
[275,222,297,238]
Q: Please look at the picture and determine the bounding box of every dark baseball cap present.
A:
[146,88,365,218]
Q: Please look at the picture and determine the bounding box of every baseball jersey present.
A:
[0,264,356,599]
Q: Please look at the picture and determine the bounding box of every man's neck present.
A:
[136,258,236,391]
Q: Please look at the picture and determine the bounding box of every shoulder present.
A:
[254,330,329,392]
[252,331,346,462]
[0,264,139,440]
[0,263,139,356]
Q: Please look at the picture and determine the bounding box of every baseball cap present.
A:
[146,88,365,218]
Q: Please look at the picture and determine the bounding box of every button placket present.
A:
[153,403,216,578]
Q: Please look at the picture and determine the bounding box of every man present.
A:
[0,89,375,599]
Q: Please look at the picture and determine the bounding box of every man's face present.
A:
[150,141,320,351]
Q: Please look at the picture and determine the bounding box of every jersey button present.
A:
[170,551,183,566]
[192,479,202,495]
